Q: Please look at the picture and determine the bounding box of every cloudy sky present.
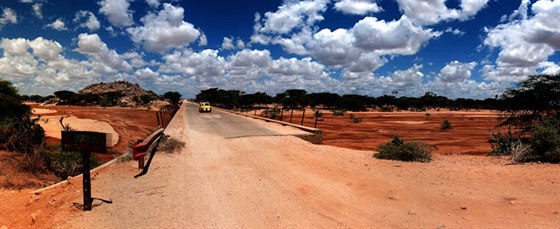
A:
[0,0,559,98]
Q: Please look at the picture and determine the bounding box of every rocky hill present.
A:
[78,81,158,107]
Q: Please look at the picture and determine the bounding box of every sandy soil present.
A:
[54,105,560,228]
[31,108,57,115]
[260,108,503,155]
[37,115,119,147]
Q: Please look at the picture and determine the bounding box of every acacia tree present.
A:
[499,74,560,130]
[0,80,44,154]
[163,91,182,105]
[494,74,560,163]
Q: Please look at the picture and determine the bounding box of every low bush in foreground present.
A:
[23,145,101,179]
[529,118,560,163]
[374,134,434,162]
[158,135,186,154]
[488,127,518,156]
[488,119,560,163]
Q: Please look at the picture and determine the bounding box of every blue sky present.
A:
[0,0,559,98]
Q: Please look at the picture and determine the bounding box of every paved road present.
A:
[61,102,560,228]
[186,103,283,138]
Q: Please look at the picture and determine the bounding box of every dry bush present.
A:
[374,134,434,162]
[158,135,186,154]
[510,141,531,163]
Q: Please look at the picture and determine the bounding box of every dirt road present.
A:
[60,103,560,228]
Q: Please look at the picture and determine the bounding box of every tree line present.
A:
[196,88,499,111]
[20,90,182,106]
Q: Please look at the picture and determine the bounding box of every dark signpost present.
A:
[61,131,107,211]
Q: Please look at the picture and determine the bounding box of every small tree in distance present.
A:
[163,91,182,105]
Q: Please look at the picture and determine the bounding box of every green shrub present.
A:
[349,114,362,123]
[262,107,281,119]
[441,120,452,130]
[530,118,560,163]
[488,127,518,156]
[332,109,346,116]
[99,99,113,107]
[36,145,100,179]
[314,110,323,118]
[380,105,394,112]
[374,134,433,162]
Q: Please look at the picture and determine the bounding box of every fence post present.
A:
[314,114,318,128]
[156,111,161,127]
[290,109,293,123]
[300,108,305,125]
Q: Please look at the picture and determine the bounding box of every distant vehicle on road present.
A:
[198,102,212,113]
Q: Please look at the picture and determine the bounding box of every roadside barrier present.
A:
[132,128,164,170]
[157,106,178,128]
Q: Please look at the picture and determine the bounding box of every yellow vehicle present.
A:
[198,102,212,113]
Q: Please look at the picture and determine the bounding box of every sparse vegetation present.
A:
[262,107,282,119]
[441,120,452,130]
[39,145,100,179]
[529,118,560,163]
[314,110,323,118]
[374,134,433,162]
[349,114,363,123]
[489,74,560,163]
[380,105,394,112]
[510,141,531,163]
[158,135,186,154]
[332,109,346,116]
[488,127,518,156]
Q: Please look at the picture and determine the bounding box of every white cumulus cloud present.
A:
[334,0,382,15]
[32,3,43,19]
[47,19,67,31]
[146,0,160,8]
[483,0,560,83]
[74,11,101,31]
[395,0,489,25]
[98,0,134,28]
[126,3,201,52]
[258,0,328,34]
[437,60,477,82]
[76,33,132,74]
[0,8,18,28]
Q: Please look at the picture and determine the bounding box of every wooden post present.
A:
[290,109,294,123]
[156,112,161,127]
[82,151,92,211]
[300,108,305,125]
[314,114,318,128]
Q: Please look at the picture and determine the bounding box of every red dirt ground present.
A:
[258,108,503,155]
[0,106,159,228]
